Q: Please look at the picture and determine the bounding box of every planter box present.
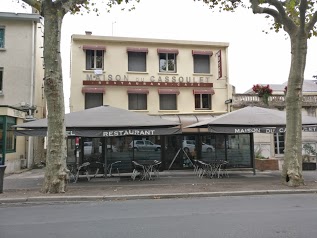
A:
[255,159,279,171]
[302,162,316,171]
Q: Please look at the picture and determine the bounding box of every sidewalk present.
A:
[1,169,317,204]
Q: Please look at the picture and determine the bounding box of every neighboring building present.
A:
[232,80,317,170]
[69,34,245,171]
[0,12,46,173]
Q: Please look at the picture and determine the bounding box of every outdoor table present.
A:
[137,160,158,180]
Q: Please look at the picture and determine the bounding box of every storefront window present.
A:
[6,117,16,152]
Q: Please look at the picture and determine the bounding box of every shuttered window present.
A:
[85,93,103,109]
[193,54,210,74]
[128,52,146,72]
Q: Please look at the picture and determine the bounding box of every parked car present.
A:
[182,140,215,153]
[83,141,117,155]
[129,140,161,151]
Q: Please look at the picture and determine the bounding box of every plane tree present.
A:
[196,0,317,186]
[20,0,139,193]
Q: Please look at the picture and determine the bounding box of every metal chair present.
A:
[217,160,229,178]
[151,160,162,179]
[68,162,90,183]
[131,160,145,181]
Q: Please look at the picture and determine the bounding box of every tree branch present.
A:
[306,11,317,32]
[299,0,307,30]
[250,0,297,34]
[250,0,282,23]
[21,0,42,12]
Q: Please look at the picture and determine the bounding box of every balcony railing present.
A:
[232,94,317,108]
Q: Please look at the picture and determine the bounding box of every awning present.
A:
[157,48,179,54]
[82,87,105,94]
[192,50,213,56]
[127,89,149,94]
[158,89,180,95]
[193,89,215,95]
[127,47,148,53]
[15,128,182,137]
[83,45,106,51]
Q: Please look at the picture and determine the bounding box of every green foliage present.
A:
[195,0,317,38]
[255,146,268,159]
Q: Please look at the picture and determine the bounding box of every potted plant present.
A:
[302,143,317,170]
[254,146,278,171]
[252,84,273,105]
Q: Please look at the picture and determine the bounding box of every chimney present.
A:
[85,31,92,35]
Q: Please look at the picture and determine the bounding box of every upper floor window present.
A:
[84,93,103,109]
[195,94,211,110]
[193,89,214,110]
[157,48,178,73]
[86,50,104,70]
[128,89,148,110]
[158,89,179,110]
[83,45,106,70]
[0,67,3,93]
[128,94,147,110]
[127,48,148,72]
[192,50,213,74]
[0,27,4,48]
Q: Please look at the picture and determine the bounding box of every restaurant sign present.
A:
[84,73,213,87]
[15,128,181,137]
[209,126,317,134]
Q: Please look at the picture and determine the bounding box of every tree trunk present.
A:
[41,2,68,193]
[282,31,307,187]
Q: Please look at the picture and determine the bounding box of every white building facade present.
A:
[0,12,45,173]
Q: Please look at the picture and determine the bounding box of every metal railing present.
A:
[232,94,317,108]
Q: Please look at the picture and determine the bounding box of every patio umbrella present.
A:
[186,106,317,133]
[14,105,181,137]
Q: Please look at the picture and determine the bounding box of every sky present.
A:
[2,0,317,99]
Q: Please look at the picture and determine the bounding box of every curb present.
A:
[1,189,317,204]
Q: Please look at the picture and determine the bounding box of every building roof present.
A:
[72,34,229,48]
[14,105,180,129]
[0,12,40,22]
[186,106,317,129]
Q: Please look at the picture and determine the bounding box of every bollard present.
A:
[0,165,6,193]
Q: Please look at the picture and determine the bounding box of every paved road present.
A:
[1,194,317,238]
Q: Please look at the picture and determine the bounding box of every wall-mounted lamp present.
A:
[225,99,232,104]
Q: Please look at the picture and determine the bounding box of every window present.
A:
[0,27,4,48]
[0,68,3,93]
[6,117,16,152]
[195,94,211,110]
[0,116,16,154]
[193,54,210,73]
[274,133,285,154]
[159,94,177,110]
[85,93,103,109]
[128,52,146,72]
[128,94,147,110]
[86,50,104,70]
[159,53,176,72]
